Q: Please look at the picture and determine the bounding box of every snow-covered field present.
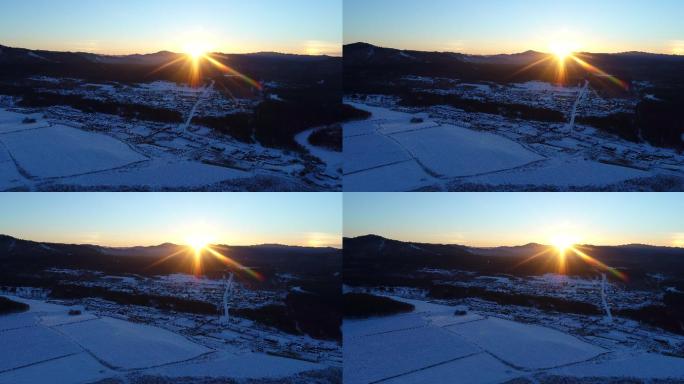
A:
[1,124,147,178]
[295,127,342,182]
[0,80,340,191]
[344,85,684,191]
[0,295,334,383]
[343,294,684,384]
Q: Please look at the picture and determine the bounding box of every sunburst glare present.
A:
[185,234,212,253]
[542,234,629,282]
[549,42,577,62]
[183,42,211,59]
[510,40,628,89]
[149,41,262,89]
[550,234,580,254]
[145,234,265,282]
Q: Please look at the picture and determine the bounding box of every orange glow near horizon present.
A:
[508,44,630,89]
[146,240,264,281]
[550,234,581,254]
[513,234,629,282]
[183,42,211,59]
[185,234,212,253]
[548,41,580,84]
[353,38,682,57]
[148,49,262,88]
[549,41,578,62]
[0,39,342,57]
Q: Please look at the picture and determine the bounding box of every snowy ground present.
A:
[0,295,333,384]
[0,80,339,191]
[295,127,342,185]
[28,269,342,366]
[343,85,684,191]
[344,292,684,384]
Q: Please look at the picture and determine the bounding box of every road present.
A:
[600,273,613,322]
[567,79,589,131]
[180,80,215,133]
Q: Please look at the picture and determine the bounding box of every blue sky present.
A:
[344,193,684,247]
[0,0,342,55]
[0,193,342,247]
[344,0,684,54]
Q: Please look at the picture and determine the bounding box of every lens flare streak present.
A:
[571,246,629,282]
[510,55,554,78]
[513,243,628,282]
[148,51,262,89]
[204,55,263,90]
[144,248,189,270]
[146,244,264,282]
[512,247,554,270]
[205,246,264,281]
[510,50,628,90]
[570,55,629,90]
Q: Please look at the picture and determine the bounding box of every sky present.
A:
[344,193,684,247]
[0,0,342,55]
[0,193,342,248]
[344,0,684,55]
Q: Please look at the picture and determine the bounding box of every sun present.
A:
[550,234,579,253]
[549,42,577,61]
[183,43,210,60]
[185,234,212,253]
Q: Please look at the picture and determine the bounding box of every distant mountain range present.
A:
[344,234,684,283]
[344,42,684,66]
[0,234,341,277]
[0,44,336,65]
[344,42,684,90]
[0,44,341,85]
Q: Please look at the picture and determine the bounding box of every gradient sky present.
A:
[344,0,684,55]
[0,193,342,248]
[344,193,684,247]
[0,0,341,55]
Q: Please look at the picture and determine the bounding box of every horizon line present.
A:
[0,43,342,58]
[343,41,684,57]
[1,234,342,250]
[345,234,683,249]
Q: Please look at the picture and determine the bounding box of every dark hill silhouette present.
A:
[0,234,341,278]
[0,44,341,87]
[344,42,684,93]
[344,234,684,286]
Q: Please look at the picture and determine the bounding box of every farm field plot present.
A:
[0,293,334,383]
[148,350,323,380]
[381,353,519,384]
[343,85,684,191]
[0,353,113,384]
[392,124,544,178]
[57,316,211,369]
[0,76,342,191]
[446,316,606,369]
[0,326,80,372]
[343,325,479,384]
[342,283,684,384]
[1,124,147,179]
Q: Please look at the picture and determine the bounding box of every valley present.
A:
[0,46,345,191]
[343,43,684,191]
[0,235,342,384]
[343,235,684,383]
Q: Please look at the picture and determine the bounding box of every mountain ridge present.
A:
[344,42,684,59]
[344,234,683,250]
[0,234,341,277]
[0,44,337,62]
[0,234,339,252]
